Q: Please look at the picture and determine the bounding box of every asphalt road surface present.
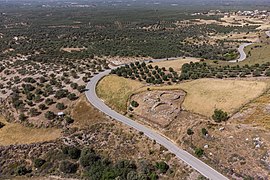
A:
[85,69,228,180]
[266,30,270,37]
[229,42,253,62]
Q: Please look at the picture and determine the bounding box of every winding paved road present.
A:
[85,30,270,179]
[85,70,228,179]
[229,30,270,63]
[229,42,253,62]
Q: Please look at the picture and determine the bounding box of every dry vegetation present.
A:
[232,89,270,129]
[238,44,270,65]
[0,116,61,146]
[96,75,270,178]
[0,57,109,127]
[149,57,200,72]
[96,75,145,112]
[71,96,107,128]
[164,79,267,116]
[98,75,268,117]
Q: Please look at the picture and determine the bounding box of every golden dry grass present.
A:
[149,57,200,72]
[212,32,259,43]
[98,75,268,117]
[0,116,61,146]
[237,44,270,65]
[139,79,268,117]
[96,75,144,112]
[239,93,270,129]
[71,96,107,128]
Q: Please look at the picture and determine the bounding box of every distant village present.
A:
[192,10,270,19]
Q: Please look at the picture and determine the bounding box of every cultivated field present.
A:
[97,75,268,117]
[0,116,61,146]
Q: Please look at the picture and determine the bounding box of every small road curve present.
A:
[229,30,270,63]
[85,70,228,180]
[229,42,253,62]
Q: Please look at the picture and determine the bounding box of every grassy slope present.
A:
[97,75,268,117]
[0,116,61,146]
[204,43,270,66]
[149,57,200,72]
[96,75,145,113]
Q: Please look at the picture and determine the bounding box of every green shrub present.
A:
[212,109,228,123]
[45,111,55,120]
[65,116,74,124]
[56,102,66,110]
[68,146,81,159]
[201,128,208,136]
[195,148,204,157]
[80,148,100,168]
[34,158,46,168]
[59,160,78,174]
[131,100,139,108]
[15,165,29,176]
[155,161,169,173]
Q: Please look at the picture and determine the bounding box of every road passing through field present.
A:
[86,69,228,180]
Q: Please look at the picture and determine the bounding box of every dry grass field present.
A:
[149,57,200,72]
[0,116,61,146]
[98,75,268,117]
[96,75,145,112]
[232,90,270,129]
[211,32,260,43]
[139,79,268,117]
[71,96,107,128]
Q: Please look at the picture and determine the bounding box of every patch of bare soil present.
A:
[60,47,87,52]
[131,90,186,128]
[102,56,151,66]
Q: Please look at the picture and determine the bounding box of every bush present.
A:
[45,98,54,105]
[80,148,100,168]
[149,172,158,180]
[15,166,29,176]
[65,116,74,124]
[155,161,169,173]
[19,113,27,121]
[195,148,204,157]
[131,100,139,108]
[68,146,81,159]
[34,158,46,168]
[77,85,86,93]
[265,69,270,76]
[45,111,55,120]
[56,103,66,110]
[55,89,69,99]
[59,160,78,174]
[212,109,228,123]
[67,93,78,100]
[38,103,47,110]
[0,122,5,128]
[201,128,208,136]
